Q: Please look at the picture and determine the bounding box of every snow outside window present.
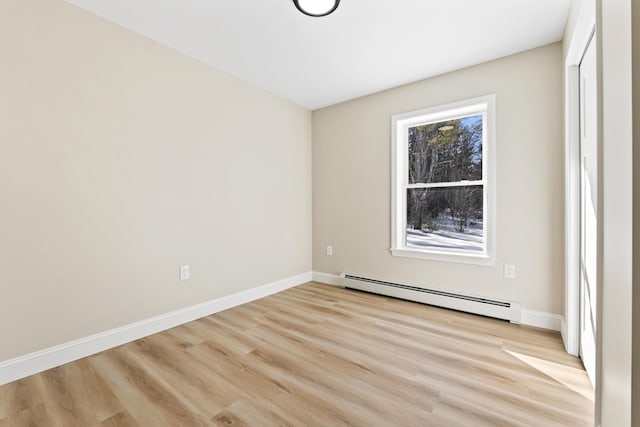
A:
[391,95,496,265]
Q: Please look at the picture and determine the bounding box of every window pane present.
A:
[406,186,484,252]
[408,114,482,184]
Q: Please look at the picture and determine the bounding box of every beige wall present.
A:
[312,43,564,314]
[632,0,640,423]
[598,0,634,425]
[0,0,311,361]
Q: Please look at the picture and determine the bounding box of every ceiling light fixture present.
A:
[293,0,340,17]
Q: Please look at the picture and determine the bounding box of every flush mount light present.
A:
[293,0,340,17]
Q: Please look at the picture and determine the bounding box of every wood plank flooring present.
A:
[0,282,594,426]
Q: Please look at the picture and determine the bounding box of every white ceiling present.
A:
[65,0,571,110]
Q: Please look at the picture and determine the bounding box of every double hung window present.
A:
[391,95,495,264]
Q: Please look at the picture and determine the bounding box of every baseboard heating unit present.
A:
[341,274,521,324]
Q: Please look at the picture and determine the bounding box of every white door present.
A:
[578,34,597,386]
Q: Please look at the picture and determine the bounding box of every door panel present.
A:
[578,34,597,387]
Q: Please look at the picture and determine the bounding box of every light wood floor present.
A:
[0,282,594,426]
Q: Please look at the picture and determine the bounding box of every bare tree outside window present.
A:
[406,115,484,251]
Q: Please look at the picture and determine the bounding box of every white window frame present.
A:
[391,95,496,265]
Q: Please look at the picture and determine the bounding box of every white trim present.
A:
[390,94,496,265]
[564,0,596,357]
[311,271,342,286]
[390,248,495,266]
[0,271,312,386]
[566,2,597,64]
[521,309,563,332]
[406,180,484,189]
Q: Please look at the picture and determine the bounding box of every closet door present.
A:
[578,34,597,387]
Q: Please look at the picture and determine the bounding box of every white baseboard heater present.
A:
[341,274,521,324]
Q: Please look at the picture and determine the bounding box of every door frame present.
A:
[563,1,595,357]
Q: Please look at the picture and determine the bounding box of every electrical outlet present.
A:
[326,245,333,256]
[180,265,190,281]
[504,264,516,279]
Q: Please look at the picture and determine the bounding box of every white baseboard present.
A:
[311,271,342,286]
[521,309,562,331]
[0,271,312,386]
[313,271,561,332]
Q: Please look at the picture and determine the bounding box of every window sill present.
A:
[390,248,496,266]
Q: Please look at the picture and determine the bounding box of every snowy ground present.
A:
[406,213,484,252]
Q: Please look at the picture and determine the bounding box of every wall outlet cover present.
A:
[180,265,190,281]
[504,264,516,279]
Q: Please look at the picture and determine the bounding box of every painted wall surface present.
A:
[0,0,312,361]
[312,43,564,314]
[598,0,634,425]
[631,1,639,425]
